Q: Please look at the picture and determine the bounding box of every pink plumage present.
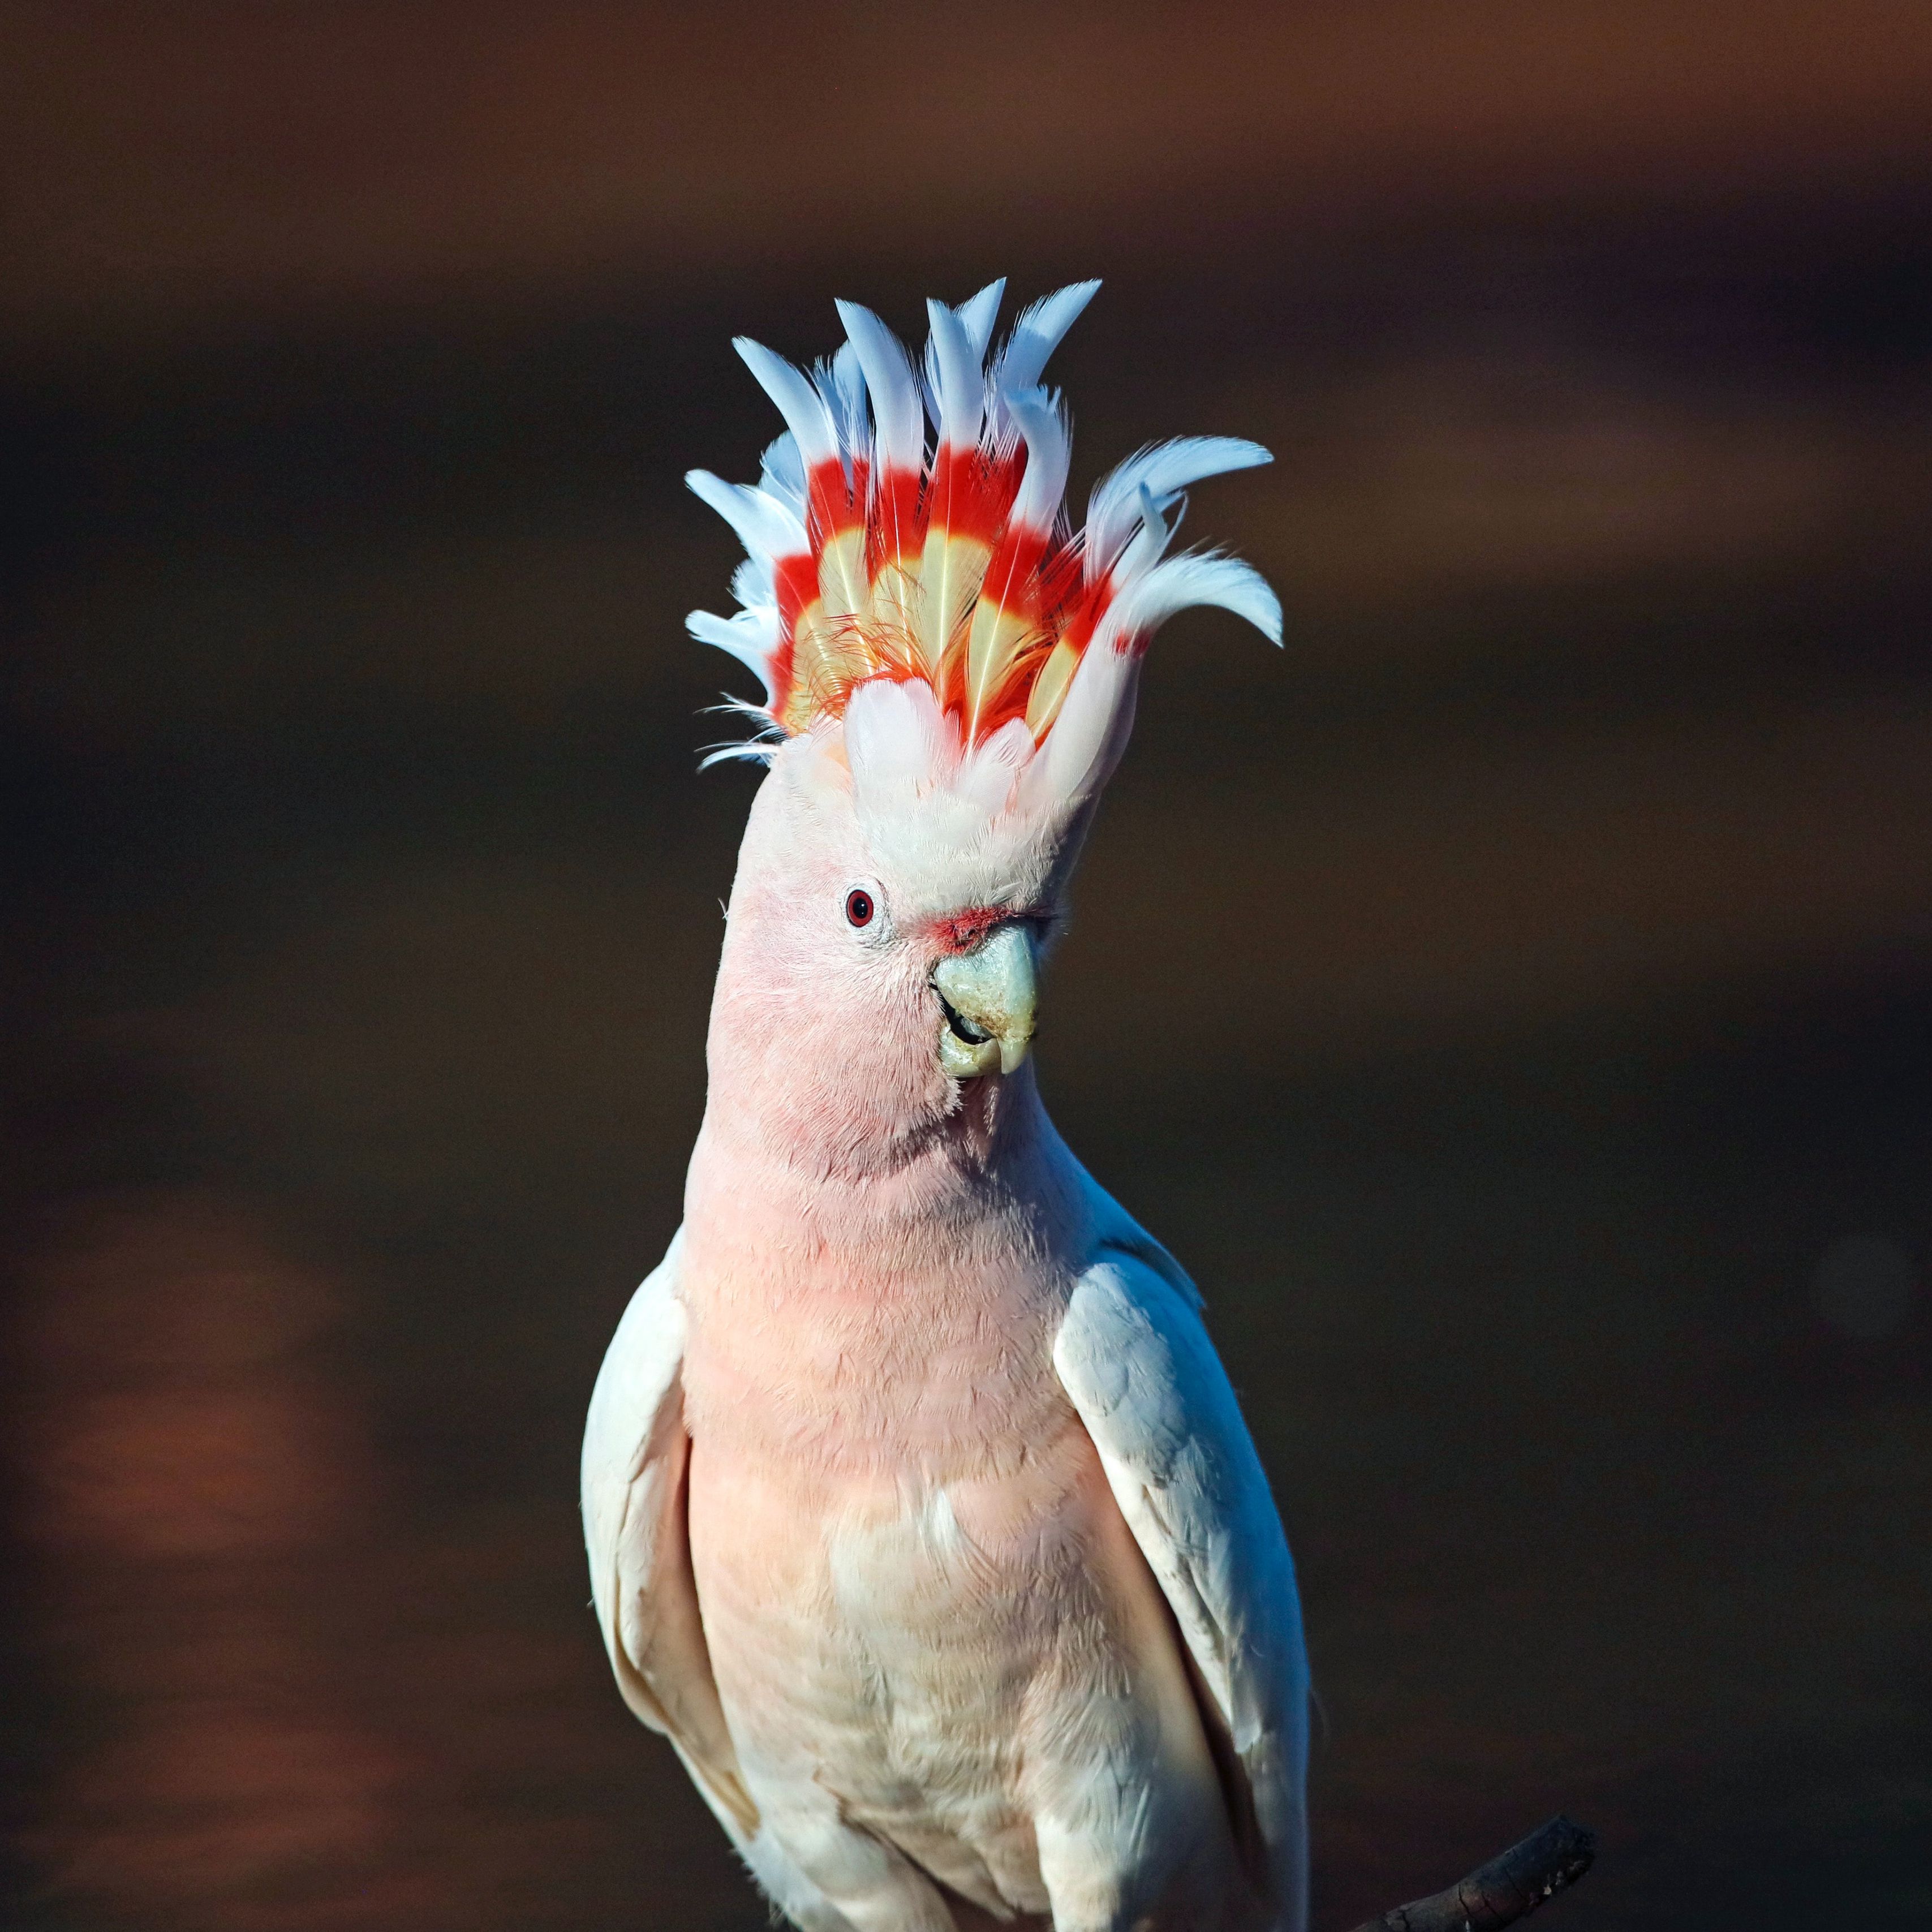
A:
[586,281,1306,1932]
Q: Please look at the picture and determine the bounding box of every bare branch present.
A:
[1348,1814,1596,1932]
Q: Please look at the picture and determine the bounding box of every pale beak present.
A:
[932,923,1038,1078]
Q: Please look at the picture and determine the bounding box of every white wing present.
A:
[1053,1223,1309,1932]
[581,1229,759,1839]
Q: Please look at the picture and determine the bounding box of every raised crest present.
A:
[687,278,1283,783]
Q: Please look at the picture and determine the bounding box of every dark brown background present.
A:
[3,5,1929,1927]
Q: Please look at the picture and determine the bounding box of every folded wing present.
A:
[581,1230,759,1838]
[1053,1235,1309,1932]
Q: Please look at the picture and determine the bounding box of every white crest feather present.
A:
[685,279,1281,796]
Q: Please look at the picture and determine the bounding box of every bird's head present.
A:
[689,280,1279,1148]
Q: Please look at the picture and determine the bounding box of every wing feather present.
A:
[1054,1235,1309,1932]
[581,1230,759,1836]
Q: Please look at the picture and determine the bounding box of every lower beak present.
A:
[932,924,1038,1078]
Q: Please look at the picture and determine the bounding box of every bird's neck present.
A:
[678,1061,1086,1468]
[687,1047,1054,1238]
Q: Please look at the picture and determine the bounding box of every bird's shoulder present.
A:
[581,1226,687,1534]
[1052,1176,1309,1927]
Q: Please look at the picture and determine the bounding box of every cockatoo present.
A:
[583,279,1307,1932]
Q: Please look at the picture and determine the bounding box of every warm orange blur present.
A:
[7,3,1932,352]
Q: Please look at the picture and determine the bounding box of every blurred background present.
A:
[3,5,1929,1927]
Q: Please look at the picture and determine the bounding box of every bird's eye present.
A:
[845,889,875,928]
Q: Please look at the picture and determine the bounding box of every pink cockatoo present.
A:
[583,279,1307,1932]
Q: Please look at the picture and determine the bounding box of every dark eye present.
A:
[845,888,875,928]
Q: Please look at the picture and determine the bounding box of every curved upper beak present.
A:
[932,923,1038,1078]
